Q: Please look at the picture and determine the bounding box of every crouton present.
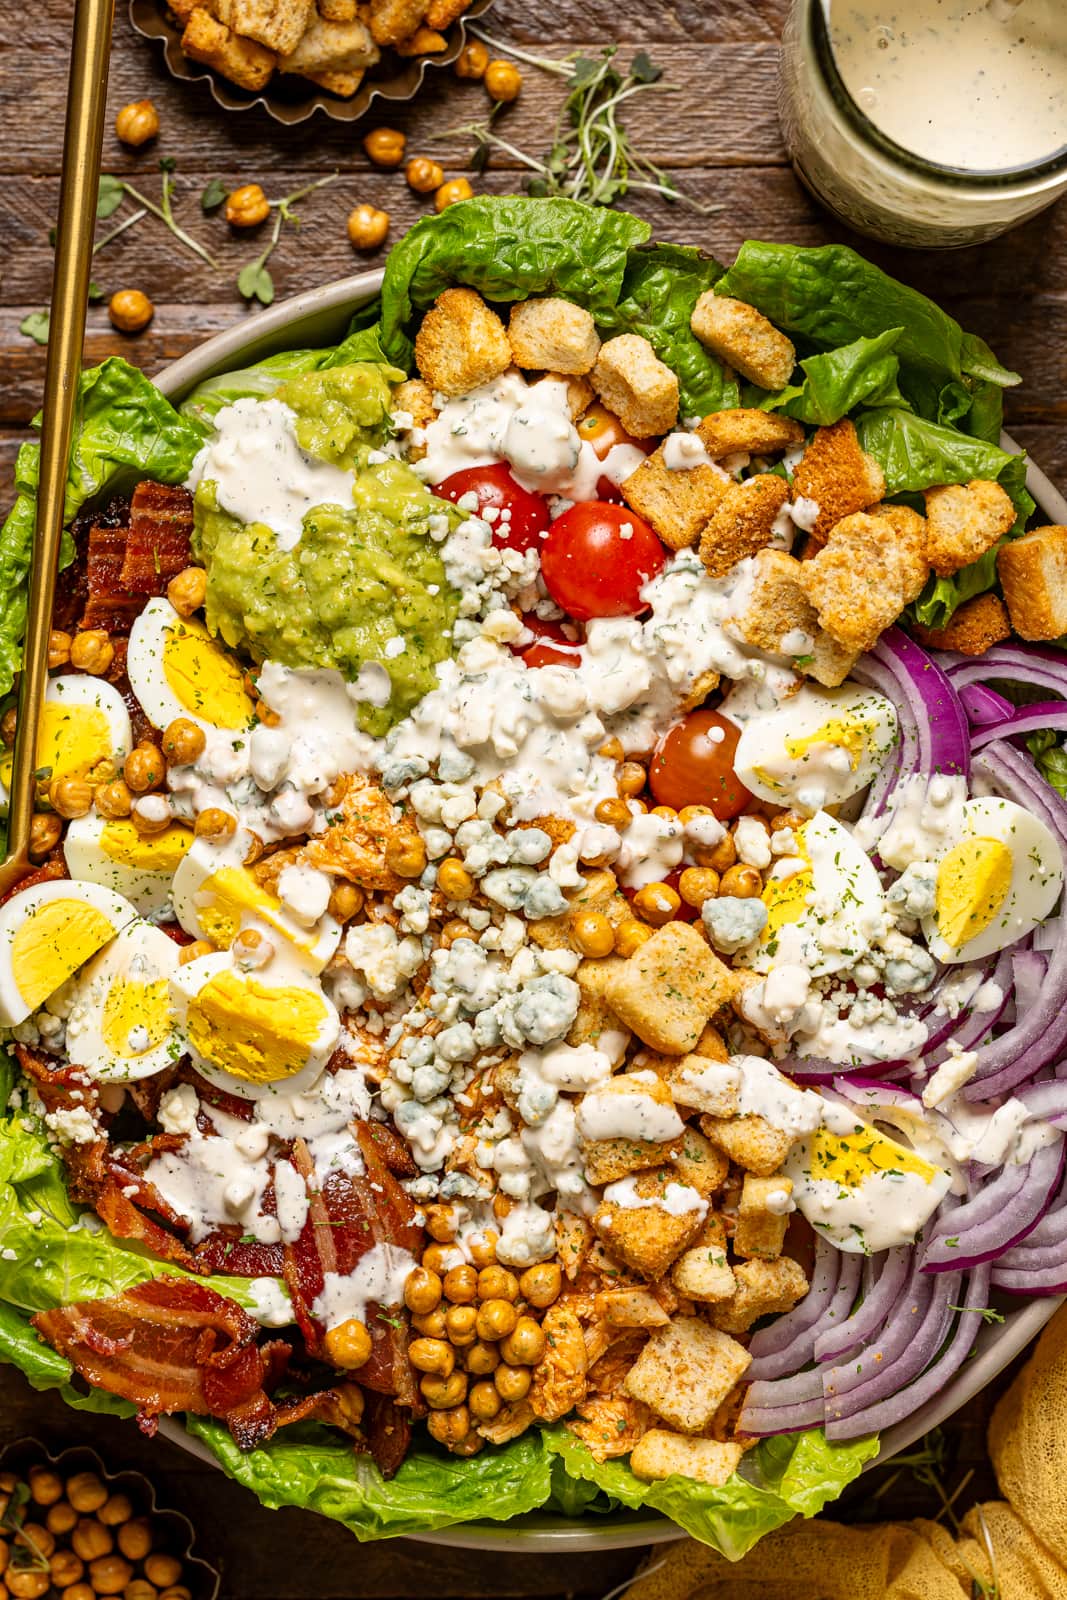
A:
[710,1256,809,1335]
[998,525,1067,641]
[425,0,468,22]
[623,1316,751,1434]
[912,592,1012,657]
[592,335,679,439]
[807,631,861,689]
[699,1112,796,1177]
[661,1052,741,1117]
[606,922,735,1056]
[631,1430,744,1486]
[799,509,929,654]
[690,295,796,392]
[593,1167,707,1279]
[593,1288,670,1328]
[530,1303,588,1422]
[725,548,816,656]
[733,1174,793,1260]
[225,0,311,53]
[553,373,595,420]
[579,1073,685,1186]
[568,1396,653,1462]
[180,9,276,88]
[621,446,728,553]
[303,65,364,92]
[555,1210,594,1282]
[699,474,790,579]
[671,1123,730,1197]
[791,419,886,542]
[528,868,631,954]
[395,24,445,50]
[413,288,511,398]
[508,298,601,375]
[366,0,428,44]
[672,1229,736,1302]
[317,0,358,20]
[696,409,804,461]
[168,0,202,25]
[278,9,377,69]
[923,479,1016,577]
[566,956,629,1053]
[391,379,436,452]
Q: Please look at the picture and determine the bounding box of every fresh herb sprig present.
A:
[235,174,339,307]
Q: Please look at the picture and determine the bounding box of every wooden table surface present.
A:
[0,0,1062,1593]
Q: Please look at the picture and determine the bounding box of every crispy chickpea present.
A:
[594,797,631,829]
[632,882,681,927]
[71,1519,111,1561]
[346,205,390,252]
[161,718,205,766]
[770,810,807,833]
[614,919,652,957]
[408,1336,455,1376]
[475,1298,518,1342]
[20,1526,54,1561]
[115,99,159,145]
[0,1536,8,1574]
[97,1496,131,1529]
[123,743,166,794]
[427,1406,470,1447]
[48,630,72,670]
[570,910,614,958]
[70,630,114,676]
[444,1304,477,1346]
[89,1556,134,1595]
[617,762,648,798]
[64,1586,97,1600]
[452,1433,484,1457]
[93,778,132,820]
[494,1363,532,1403]
[476,1265,518,1303]
[116,1523,151,1565]
[142,1558,180,1591]
[598,736,625,761]
[454,38,488,77]
[130,797,171,835]
[47,1503,77,1537]
[421,1370,467,1409]
[410,1308,447,1338]
[678,866,720,907]
[436,857,474,900]
[109,290,154,335]
[484,58,521,100]
[442,1263,478,1304]
[425,1204,458,1243]
[122,1582,158,1600]
[194,807,236,840]
[464,1339,500,1376]
[467,1230,498,1268]
[404,1266,442,1314]
[159,1590,192,1600]
[386,835,427,879]
[7,1571,49,1600]
[719,864,763,899]
[49,1552,84,1589]
[703,834,737,874]
[29,813,63,859]
[519,1262,561,1308]
[406,157,445,194]
[323,1317,373,1369]
[363,127,406,167]
[468,1379,502,1421]
[440,917,474,947]
[178,939,214,965]
[226,184,270,227]
[166,567,206,618]
[422,1242,462,1275]
[499,1316,546,1366]
[0,707,16,747]
[242,832,265,865]
[492,1193,512,1221]
[49,774,93,820]
[327,881,363,922]
[434,177,473,212]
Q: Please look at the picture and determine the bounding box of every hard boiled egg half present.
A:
[64,812,193,916]
[170,950,339,1099]
[785,1112,952,1253]
[171,837,340,973]
[0,676,131,817]
[64,920,181,1081]
[921,795,1064,964]
[759,811,886,978]
[0,879,137,1027]
[126,597,254,737]
[729,682,898,813]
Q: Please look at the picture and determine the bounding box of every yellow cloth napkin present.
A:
[623,1304,1067,1600]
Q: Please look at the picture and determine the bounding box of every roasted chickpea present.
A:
[613,919,652,956]
[327,881,363,922]
[20,1526,54,1561]
[434,177,473,212]
[166,567,206,618]
[570,910,614,958]
[46,1502,77,1537]
[0,707,16,747]
[29,813,63,859]
[422,1206,455,1245]
[49,774,93,819]
[346,205,390,252]
[475,1298,518,1342]
[115,99,159,145]
[108,290,153,334]
[420,1370,467,1409]
[436,857,474,900]
[440,917,474,947]
[70,630,114,676]
[404,1266,443,1314]
[678,866,720,907]
[178,939,214,965]
[476,1266,518,1303]
[71,1519,111,1560]
[130,796,172,835]
[427,1405,471,1447]
[88,1555,134,1595]
[122,1582,158,1600]
[594,797,631,829]
[494,1363,532,1402]
[719,864,763,899]
[598,736,625,761]
[97,1496,131,1529]
[444,1304,477,1346]
[49,1551,84,1589]
[362,127,406,167]
[454,38,488,77]
[142,1557,181,1590]
[161,718,205,766]
[484,59,521,100]
[226,184,269,227]
[123,743,165,794]
[632,882,681,926]
[410,1308,447,1338]
[422,1242,462,1275]
[519,1262,562,1308]
[408,1337,455,1376]
[323,1318,373,1369]
[467,1379,501,1421]
[63,1585,96,1600]
[48,630,72,670]
[0,1533,9,1573]
[467,1230,498,1268]
[464,1339,500,1376]
[499,1316,546,1366]
[116,1522,152,1564]
[385,835,427,878]
[159,1589,192,1600]
[702,833,737,874]
[442,1264,478,1305]
[194,807,236,840]
[7,1571,49,1599]
[616,761,647,798]
[405,157,445,194]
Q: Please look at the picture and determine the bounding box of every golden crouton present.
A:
[414,288,511,398]
[690,294,796,392]
[317,0,358,20]
[607,922,735,1056]
[998,525,1067,640]
[710,1256,809,1335]
[696,409,804,461]
[726,548,816,654]
[278,10,377,70]
[670,1124,730,1198]
[580,1073,684,1186]
[553,373,595,420]
[807,631,861,689]
[528,869,631,954]
[591,335,679,439]
[225,0,311,53]
[923,479,1016,577]
[672,1233,736,1303]
[425,0,469,24]
[699,1112,796,1177]
[181,9,276,89]
[168,0,202,24]
[631,1430,745,1487]
[392,377,436,430]
[799,509,929,654]
[395,24,445,50]
[303,65,364,92]
[699,474,790,578]
[568,1396,653,1462]
[649,1050,740,1117]
[366,0,428,44]
[593,1288,671,1329]
[593,1167,707,1279]
[508,298,601,375]
[621,446,727,552]
[912,592,1012,657]
[623,1316,752,1434]
[530,1303,589,1422]
[791,419,886,542]
[733,1174,793,1260]
[566,956,629,1053]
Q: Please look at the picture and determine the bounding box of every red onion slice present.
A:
[812,1247,912,1364]
[921,1140,1064,1271]
[945,643,1067,698]
[738,1366,825,1437]
[971,701,1067,751]
[747,1237,862,1382]
[959,682,1015,728]
[824,1264,959,1424]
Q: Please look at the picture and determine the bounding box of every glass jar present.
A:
[778,0,1067,248]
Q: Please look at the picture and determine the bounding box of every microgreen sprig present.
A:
[235,173,339,306]
[117,158,221,270]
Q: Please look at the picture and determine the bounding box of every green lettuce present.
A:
[759,329,907,425]
[1028,731,1067,799]
[180,325,392,429]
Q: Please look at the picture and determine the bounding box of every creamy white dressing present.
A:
[311,1243,418,1331]
[575,1083,685,1143]
[603,1175,708,1217]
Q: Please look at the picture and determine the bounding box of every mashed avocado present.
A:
[276,361,402,468]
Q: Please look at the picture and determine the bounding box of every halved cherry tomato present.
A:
[432,463,551,555]
[648,709,752,820]
[540,502,666,621]
[511,614,584,670]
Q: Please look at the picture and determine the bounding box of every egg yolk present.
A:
[197,866,318,955]
[935,836,1013,949]
[807,1124,941,1188]
[186,970,325,1083]
[102,976,173,1057]
[784,715,873,772]
[762,830,813,940]
[11,901,117,1011]
[0,703,112,794]
[100,819,192,872]
[163,615,254,731]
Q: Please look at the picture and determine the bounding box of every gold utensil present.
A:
[0,0,115,897]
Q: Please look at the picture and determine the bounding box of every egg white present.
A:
[759,810,886,978]
[126,596,255,736]
[171,836,340,973]
[63,812,193,916]
[64,920,181,1081]
[0,879,138,1026]
[0,676,132,819]
[729,682,898,813]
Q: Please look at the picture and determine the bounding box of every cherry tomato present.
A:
[509,614,583,669]
[432,463,551,555]
[648,709,752,820]
[576,403,655,462]
[540,502,666,621]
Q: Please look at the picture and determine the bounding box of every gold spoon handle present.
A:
[0,0,115,896]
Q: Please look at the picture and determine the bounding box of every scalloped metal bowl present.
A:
[128,0,494,123]
[145,268,1067,1550]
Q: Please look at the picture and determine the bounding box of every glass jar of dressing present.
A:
[779,0,1067,247]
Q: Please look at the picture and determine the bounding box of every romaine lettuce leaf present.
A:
[179,325,395,429]
[759,329,907,425]
[1028,731,1067,799]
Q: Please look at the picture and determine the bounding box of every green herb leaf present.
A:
[159,155,177,174]
[630,50,661,83]
[201,178,227,212]
[96,174,125,219]
[19,312,49,345]
[88,281,104,303]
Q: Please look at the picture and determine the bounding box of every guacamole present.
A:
[276,361,403,469]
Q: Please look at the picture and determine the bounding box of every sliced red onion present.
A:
[823,1264,958,1424]
[821,1252,937,1407]
[959,683,1015,729]
[921,1139,1065,1271]
[812,1246,911,1364]
[747,1237,862,1382]
[830,1077,920,1111]
[919,950,1014,1073]
[1034,917,1063,954]
[737,1366,825,1436]
[971,701,1067,751]
[946,643,1067,698]
[856,630,969,819]
[1014,1082,1067,1127]
[991,1261,1067,1295]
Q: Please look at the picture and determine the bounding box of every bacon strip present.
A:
[0,853,67,906]
[80,504,143,635]
[120,483,194,595]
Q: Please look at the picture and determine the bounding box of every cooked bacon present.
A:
[53,509,93,635]
[178,1064,255,1124]
[194,1232,286,1279]
[362,1394,413,1479]
[0,852,67,906]
[80,500,144,635]
[103,639,158,745]
[120,483,194,595]
[363,1120,418,1178]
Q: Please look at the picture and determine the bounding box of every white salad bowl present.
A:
[148,271,1067,1552]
